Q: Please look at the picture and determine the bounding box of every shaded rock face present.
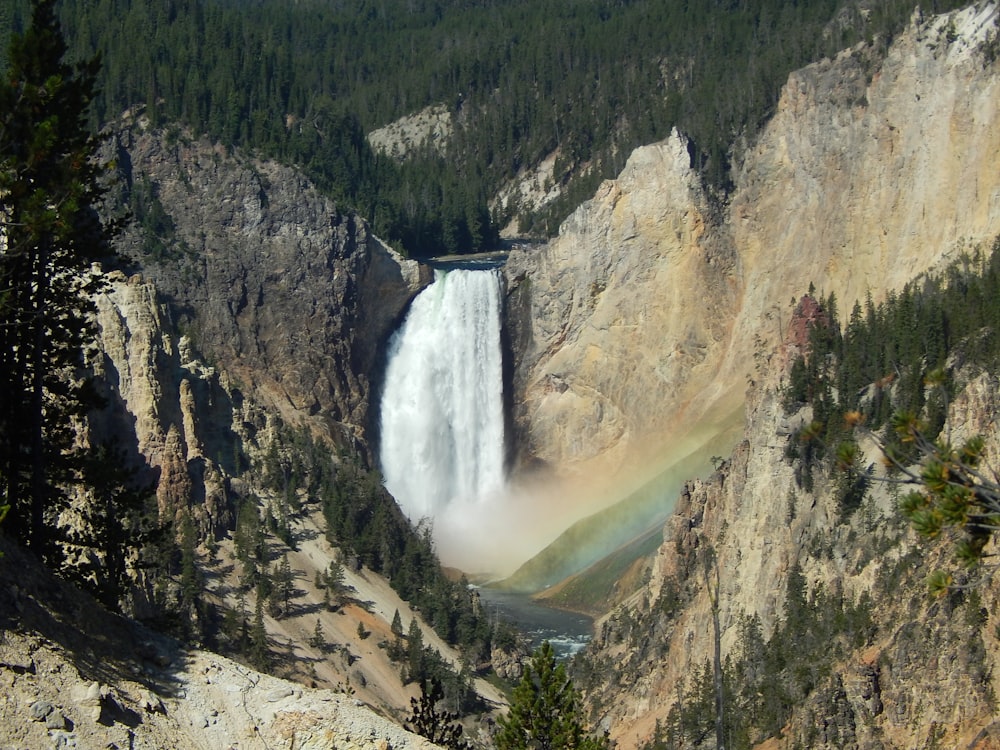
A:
[107,123,429,459]
[85,123,431,562]
[89,271,252,533]
[504,4,1000,485]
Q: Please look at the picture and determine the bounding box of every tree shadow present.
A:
[0,536,195,712]
[293,526,319,545]
[285,594,327,620]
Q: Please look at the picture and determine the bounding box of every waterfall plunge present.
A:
[379,268,506,539]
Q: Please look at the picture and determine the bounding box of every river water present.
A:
[477,587,594,660]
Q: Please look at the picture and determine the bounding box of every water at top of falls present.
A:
[379,267,506,525]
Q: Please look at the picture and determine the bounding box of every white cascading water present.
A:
[379,267,506,531]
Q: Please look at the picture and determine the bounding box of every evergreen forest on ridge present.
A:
[0,0,971,257]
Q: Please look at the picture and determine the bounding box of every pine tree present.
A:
[0,0,118,558]
[310,618,324,649]
[249,591,269,670]
[389,608,405,661]
[178,509,201,621]
[496,642,608,750]
[268,553,294,618]
[406,678,471,750]
[326,557,345,595]
[406,618,425,684]
[317,555,346,612]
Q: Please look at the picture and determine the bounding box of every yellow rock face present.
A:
[505,4,1000,504]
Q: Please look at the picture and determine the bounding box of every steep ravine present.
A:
[89,273,505,714]
[0,124,464,749]
[504,3,1000,528]
[4,3,1000,748]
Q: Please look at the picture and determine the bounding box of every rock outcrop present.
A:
[0,536,444,750]
[505,130,737,480]
[505,4,1000,495]
[90,271,248,532]
[367,103,453,161]
[108,121,429,459]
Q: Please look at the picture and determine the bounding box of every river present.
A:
[477,587,594,660]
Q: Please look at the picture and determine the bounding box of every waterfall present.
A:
[379,267,506,526]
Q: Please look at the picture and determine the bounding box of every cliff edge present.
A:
[505,4,1000,521]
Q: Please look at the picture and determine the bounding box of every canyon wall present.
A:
[574,304,1000,749]
[530,5,1000,748]
[107,122,429,459]
[505,4,1000,496]
[82,120,435,594]
[57,127,464,734]
[44,148,496,746]
[89,271,253,535]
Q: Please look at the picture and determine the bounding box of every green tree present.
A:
[310,618,324,649]
[325,557,345,595]
[389,608,405,661]
[496,642,608,750]
[406,617,425,684]
[268,553,294,618]
[702,549,725,750]
[248,590,269,670]
[406,677,471,750]
[845,402,1000,594]
[178,508,201,621]
[0,0,116,558]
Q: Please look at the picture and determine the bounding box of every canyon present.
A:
[504,3,1000,528]
[3,2,1000,749]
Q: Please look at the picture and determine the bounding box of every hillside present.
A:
[0,532,449,750]
[574,274,1000,748]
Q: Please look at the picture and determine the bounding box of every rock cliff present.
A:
[90,270,247,532]
[504,4,1000,746]
[575,315,1000,749]
[5,2,1000,747]
[504,3,1000,506]
[0,173,498,747]
[88,271,501,712]
[0,117,510,750]
[107,120,429,459]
